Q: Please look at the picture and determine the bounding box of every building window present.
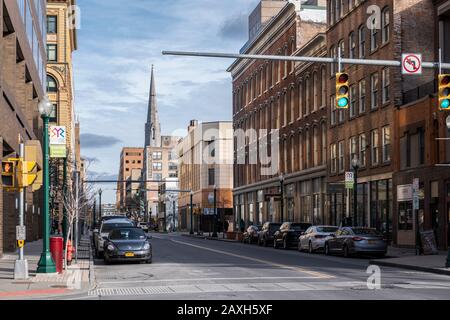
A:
[299,133,303,171]
[349,32,356,59]
[359,134,367,167]
[284,47,288,78]
[359,25,366,58]
[290,88,295,123]
[49,104,57,123]
[47,15,57,34]
[305,77,310,116]
[152,152,162,160]
[47,75,58,93]
[152,162,162,171]
[321,123,327,165]
[330,46,337,74]
[382,68,390,104]
[349,136,357,168]
[47,44,57,62]
[371,129,379,166]
[339,40,345,59]
[313,72,319,112]
[335,0,341,21]
[330,0,335,25]
[298,81,303,119]
[371,72,379,109]
[321,67,327,108]
[283,92,287,126]
[331,95,337,125]
[419,128,425,165]
[370,16,378,52]
[331,143,337,174]
[305,130,311,169]
[338,141,345,173]
[208,168,216,186]
[359,79,366,113]
[349,84,357,118]
[382,126,391,163]
[382,7,390,44]
[313,126,319,167]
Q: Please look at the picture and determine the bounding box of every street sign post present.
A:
[402,54,423,75]
[16,225,26,241]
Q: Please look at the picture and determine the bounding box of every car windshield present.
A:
[316,227,338,233]
[109,228,146,240]
[291,224,310,231]
[353,228,382,236]
[102,222,133,233]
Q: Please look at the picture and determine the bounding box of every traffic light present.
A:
[1,160,16,188]
[438,74,450,111]
[336,72,350,109]
[16,160,38,188]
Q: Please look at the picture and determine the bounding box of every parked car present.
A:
[298,225,339,253]
[242,225,261,244]
[273,222,312,249]
[258,222,282,247]
[139,222,149,233]
[103,227,152,264]
[324,227,388,257]
[94,219,135,258]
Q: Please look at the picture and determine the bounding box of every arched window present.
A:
[305,77,310,116]
[382,7,390,44]
[321,122,327,165]
[305,129,310,169]
[298,132,303,171]
[349,31,356,59]
[313,126,319,167]
[290,87,295,123]
[290,136,295,173]
[330,45,337,74]
[321,67,327,108]
[313,72,318,112]
[298,81,303,119]
[359,24,366,58]
[283,92,287,126]
[47,75,58,93]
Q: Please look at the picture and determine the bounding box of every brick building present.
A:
[326,0,435,242]
[1,0,47,256]
[229,0,327,229]
[116,147,144,212]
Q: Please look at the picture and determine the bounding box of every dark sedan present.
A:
[242,225,261,244]
[103,227,152,264]
[324,227,387,257]
[258,222,282,247]
[273,222,312,249]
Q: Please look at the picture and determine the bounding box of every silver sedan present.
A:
[298,226,339,253]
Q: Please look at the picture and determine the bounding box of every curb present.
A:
[181,233,238,243]
[370,260,450,276]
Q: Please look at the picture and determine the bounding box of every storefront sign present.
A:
[49,126,67,145]
[203,208,215,216]
[397,185,413,202]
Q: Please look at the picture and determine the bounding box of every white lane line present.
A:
[170,239,334,279]
[98,276,319,286]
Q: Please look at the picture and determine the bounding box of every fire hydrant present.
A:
[66,240,74,266]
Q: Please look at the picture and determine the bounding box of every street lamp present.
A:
[190,191,194,235]
[98,189,103,219]
[36,97,57,274]
[279,174,284,223]
[351,156,361,227]
[212,185,218,238]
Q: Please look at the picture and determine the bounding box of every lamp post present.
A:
[98,189,102,219]
[190,191,194,235]
[212,186,218,238]
[351,156,361,227]
[36,98,57,274]
[279,175,284,223]
[92,198,96,229]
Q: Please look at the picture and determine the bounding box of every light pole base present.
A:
[14,260,29,280]
[36,252,57,274]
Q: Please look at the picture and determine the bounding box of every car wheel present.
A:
[103,256,110,265]
[146,258,152,264]
[325,243,330,256]
[308,242,314,254]
[343,245,350,258]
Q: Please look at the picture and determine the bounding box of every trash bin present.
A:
[50,236,64,273]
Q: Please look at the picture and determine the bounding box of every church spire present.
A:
[145,65,161,148]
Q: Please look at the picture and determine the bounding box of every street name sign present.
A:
[345,172,354,189]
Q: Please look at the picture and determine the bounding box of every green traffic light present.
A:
[441,99,450,109]
[337,97,349,108]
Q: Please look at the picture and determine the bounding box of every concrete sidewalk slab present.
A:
[370,254,450,276]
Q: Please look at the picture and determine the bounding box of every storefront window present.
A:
[398,201,413,230]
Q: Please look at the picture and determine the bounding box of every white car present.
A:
[298,226,339,253]
[94,219,134,258]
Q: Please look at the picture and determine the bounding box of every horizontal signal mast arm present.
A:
[161,50,450,70]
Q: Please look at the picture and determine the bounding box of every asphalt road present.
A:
[83,233,450,300]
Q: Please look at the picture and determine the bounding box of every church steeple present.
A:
[145,65,161,148]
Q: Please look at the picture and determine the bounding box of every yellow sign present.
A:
[17,240,25,248]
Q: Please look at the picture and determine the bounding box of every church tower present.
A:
[145,65,161,148]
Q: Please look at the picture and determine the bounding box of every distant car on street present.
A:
[139,222,149,233]
[94,219,135,258]
[257,222,282,247]
[273,222,312,249]
[298,225,339,253]
[103,227,152,264]
[324,227,387,257]
[242,225,261,244]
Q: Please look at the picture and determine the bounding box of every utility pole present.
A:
[190,191,194,235]
[172,199,176,232]
[74,171,79,263]
[14,141,28,280]
[212,186,218,238]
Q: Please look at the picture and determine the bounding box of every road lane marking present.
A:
[170,239,334,279]
[98,276,319,286]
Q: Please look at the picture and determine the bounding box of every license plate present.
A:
[125,252,135,257]
[368,240,377,245]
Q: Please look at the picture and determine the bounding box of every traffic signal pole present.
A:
[14,141,28,280]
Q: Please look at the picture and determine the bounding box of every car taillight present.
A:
[352,237,365,241]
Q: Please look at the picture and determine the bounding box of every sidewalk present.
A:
[0,234,93,299]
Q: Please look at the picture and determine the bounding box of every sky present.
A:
[74,0,260,203]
